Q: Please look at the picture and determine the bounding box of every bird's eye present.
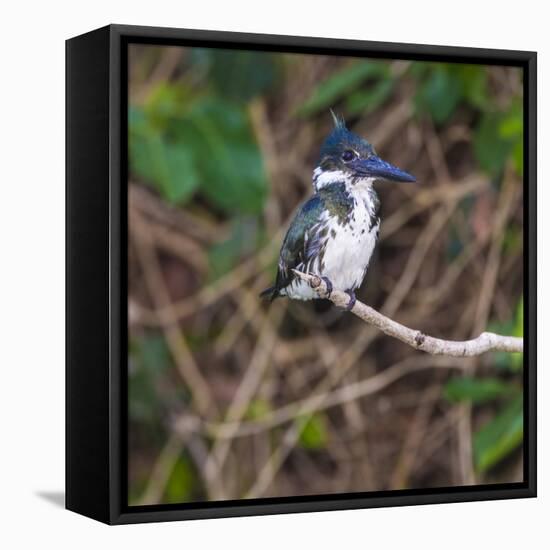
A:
[342,150,356,162]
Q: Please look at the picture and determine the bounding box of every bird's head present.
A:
[313,111,416,191]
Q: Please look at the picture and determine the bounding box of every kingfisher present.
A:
[260,113,416,309]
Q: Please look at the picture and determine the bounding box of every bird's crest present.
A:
[329,109,346,130]
[320,110,365,161]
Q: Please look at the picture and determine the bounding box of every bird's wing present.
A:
[274,194,326,291]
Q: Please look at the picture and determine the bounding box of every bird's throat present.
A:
[312,167,376,195]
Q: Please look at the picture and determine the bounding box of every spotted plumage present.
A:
[261,113,415,305]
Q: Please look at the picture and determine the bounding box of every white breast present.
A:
[322,197,379,292]
[283,184,379,300]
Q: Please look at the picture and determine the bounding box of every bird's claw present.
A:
[321,277,333,298]
[344,290,356,311]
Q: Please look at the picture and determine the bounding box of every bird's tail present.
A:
[259,285,280,301]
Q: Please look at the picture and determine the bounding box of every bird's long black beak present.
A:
[353,155,416,183]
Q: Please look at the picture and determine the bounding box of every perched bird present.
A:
[260,113,416,309]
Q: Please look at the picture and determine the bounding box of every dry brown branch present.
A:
[241,356,468,498]
[131,47,185,104]
[131,210,215,417]
[130,183,221,244]
[207,356,468,440]
[136,224,286,327]
[138,434,182,505]
[214,278,270,357]
[203,303,286,499]
[382,174,488,240]
[389,383,442,489]
[384,204,455,314]
[457,165,519,485]
[291,271,523,357]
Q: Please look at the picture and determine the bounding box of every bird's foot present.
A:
[344,289,356,311]
[321,277,333,298]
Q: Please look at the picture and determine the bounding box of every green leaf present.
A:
[164,456,195,504]
[298,413,328,450]
[129,126,199,204]
[415,66,462,124]
[129,122,160,184]
[245,399,271,421]
[444,376,517,404]
[143,82,191,130]
[510,297,524,371]
[512,140,524,175]
[502,224,522,256]
[473,113,514,176]
[500,114,523,138]
[457,65,489,110]
[473,395,523,473]
[472,99,523,177]
[499,101,524,175]
[205,49,279,102]
[182,98,268,214]
[514,297,524,338]
[414,64,489,124]
[161,146,199,203]
[128,336,172,426]
[296,61,388,117]
[346,79,394,115]
[134,335,172,373]
[131,92,268,214]
[208,218,262,280]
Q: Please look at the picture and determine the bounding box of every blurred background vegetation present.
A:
[127,44,524,505]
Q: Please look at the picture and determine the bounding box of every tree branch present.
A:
[292,270,523,357]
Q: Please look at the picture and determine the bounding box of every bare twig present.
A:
[138,434,182,505]
[208,356,467,440]
[243,356,466,498]
[131,210,214,417]
[389,383,442,489]
[457,165,519,485]
[203,303,286,499]
[291,271,523,357]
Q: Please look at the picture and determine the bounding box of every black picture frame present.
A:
[66,23,537,525]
